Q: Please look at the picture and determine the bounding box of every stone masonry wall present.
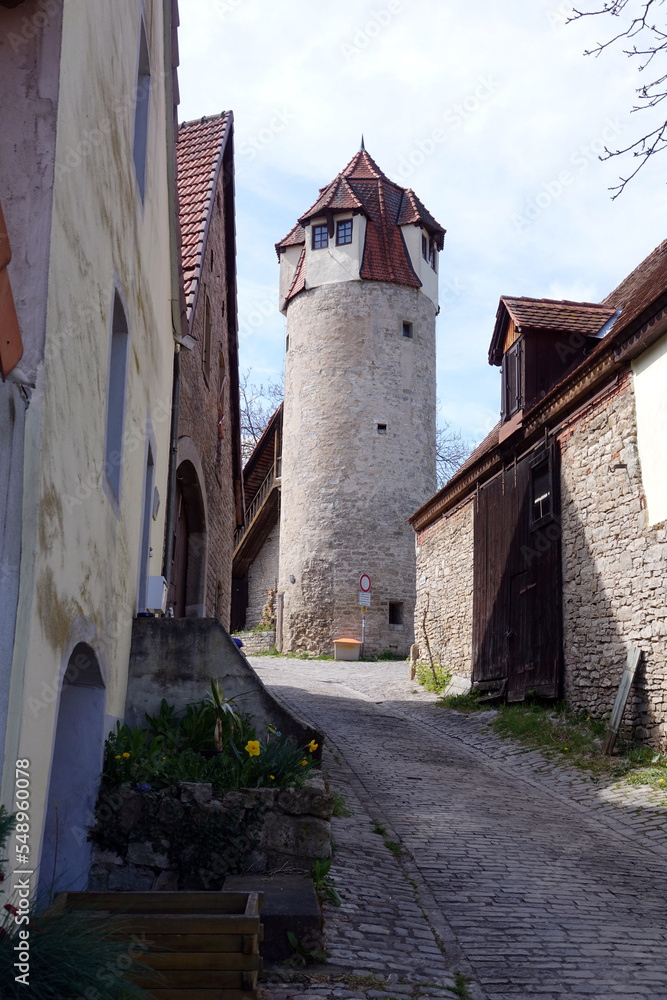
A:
[559,369,667,749]
[246,519,280,628]
[89,772,333,892]
[178,168,236,627]
[279,280,437,656]
[414,495,474,679]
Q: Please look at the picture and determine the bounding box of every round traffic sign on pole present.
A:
[359,574,372,593]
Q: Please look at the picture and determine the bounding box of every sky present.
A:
[177,0,667,449]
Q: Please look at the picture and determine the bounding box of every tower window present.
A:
[312,224,328,250]
[336,219,353,245]
[377,423,387,434]
[389,602,404,625]
[422,234,428,260]
[429,240,436,270]
[402,321,413,339]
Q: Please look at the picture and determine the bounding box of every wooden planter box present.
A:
[48,890,263,1000]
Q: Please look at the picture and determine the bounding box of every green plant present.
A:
[310,857,341,907]
[437,689,491,712]
[415,660,452,694]
[331,791,352,817]
[371,820,387,836]
[283,930,330,966]
[384,839,403,855]
[208,679,242,751]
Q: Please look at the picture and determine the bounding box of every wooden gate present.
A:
[472,443,561,701]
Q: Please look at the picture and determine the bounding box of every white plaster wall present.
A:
[1,0,175,875]
[279,244,303,313]
[401,224,438,309]
[303,215,366,290]
[633,331,667,527]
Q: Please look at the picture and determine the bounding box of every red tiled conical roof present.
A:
[276,148,445,303]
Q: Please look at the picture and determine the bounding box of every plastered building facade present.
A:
[0,0,183,892]
[239,147,444,656]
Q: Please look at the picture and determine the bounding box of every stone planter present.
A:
[89,772,333,892]
[233,630,276,654]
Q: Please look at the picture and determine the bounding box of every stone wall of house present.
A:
[246,519,280,628]
[178,164,236,627]
[235,630,276,655]
[88,772,333,892]
[279,280,437,656]
[414,495,475,680]
[559,369,667,749]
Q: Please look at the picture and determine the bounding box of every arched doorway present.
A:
[168,459,207,617]
[39,644,106,897]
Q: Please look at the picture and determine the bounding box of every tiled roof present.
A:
[603,238,667,329]
[276,148,445,303]
[489,295,616,365]
[502,296,616,334]
[275,222,305,256]
[177,112,232,320]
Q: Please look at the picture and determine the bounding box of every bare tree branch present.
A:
[436,419,472,489]
[239,368,284,463]
[568,0,667,195]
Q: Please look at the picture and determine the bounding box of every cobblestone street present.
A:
[250,657,667,1000]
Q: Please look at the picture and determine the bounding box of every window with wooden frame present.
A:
[529,451,553,529]
[336,219,353,245]
[312,224,328,249]
[502,340,522,419]
[429,239,437,271]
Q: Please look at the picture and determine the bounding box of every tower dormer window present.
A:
[312,225,328,250]
[336,219,353,245]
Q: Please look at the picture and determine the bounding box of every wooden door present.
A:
[472,444,561,700]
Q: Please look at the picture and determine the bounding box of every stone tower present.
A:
[275,146,444,656]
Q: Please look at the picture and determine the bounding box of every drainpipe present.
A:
[162,344,181,582]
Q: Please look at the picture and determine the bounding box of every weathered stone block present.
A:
[126,840,173,869]
[276,785,334,820]
[260,812,331,859]
[108,864,155,891]
[180,781,212,804]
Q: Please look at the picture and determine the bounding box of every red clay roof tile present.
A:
[277,148,445,304]
[177,112,231,320]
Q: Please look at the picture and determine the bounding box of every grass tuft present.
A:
[415,661,452,694]
[437,689,492,712]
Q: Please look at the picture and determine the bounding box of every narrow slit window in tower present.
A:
[377,423,387,434]
[402,321,413,339]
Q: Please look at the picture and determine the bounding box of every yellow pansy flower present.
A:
[245,740,260,757]
[122,752,131,758]
[114,755,121,760]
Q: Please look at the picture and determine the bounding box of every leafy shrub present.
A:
[416,660,452,693]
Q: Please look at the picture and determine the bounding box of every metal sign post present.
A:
[359,575,371,658]
[361,607,366,658]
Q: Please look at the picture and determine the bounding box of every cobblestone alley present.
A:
[250,657,667,1000]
